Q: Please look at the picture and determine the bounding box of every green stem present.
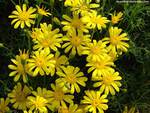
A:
[27,34,31,52]
[102,0,106,15]
[36,15,43,28]
[3,46,15,57]
[24,29,32,52]
[91,29,96,40]
[10,0,16,5]
[44,75,46,87]
[50,0,54,24]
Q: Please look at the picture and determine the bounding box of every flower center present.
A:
[16,91,26,102]
[66,75,77,84]
[41,38,50,47]
[91,46,100,54]
[71,36,81,47]
[92,99,100,107]
[18,11,29,21]
[35,96,47,108]
[36,58,44,67]
[54,90,64,101]
[72,18,83,29]
[103,76,113,85]
[112,17,118,23]
[95,61,105,69]
[80,4,88,11]
[110,36,120,45]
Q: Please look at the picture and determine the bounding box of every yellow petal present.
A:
[11,19,19,24]
[21,21,25,29]
[14,21,21,29]
[16,5,22,13]
[23,4,27,11]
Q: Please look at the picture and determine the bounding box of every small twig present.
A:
[10,0,16,5]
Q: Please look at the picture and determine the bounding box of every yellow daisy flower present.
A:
[27,96,48,113]
[111,12,123,24]
[93,70,122,95]
[81,11,109,30]
[36,5,51,16]
[8,50,31,83]
[103,27,129,55]
[49,83,74,110]
[0,98,10,113]
[58,102,82,113]
[66,0,99,16]
[74,0,99,16]
[50,51,69,76]
[8,83,32,110]
[28,50,55,77]
[32,87,52,103]
[81,90,108,113]
[86,55,114,79]
[9,4,36,29]
[32,23,63,52]
[62,29,91,55]
[61,12,89,33]
[56,66,88,94]
[82,40,107,61]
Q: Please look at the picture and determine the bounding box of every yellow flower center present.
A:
[71,36,81,47]
[72,18,83,29]
[112,16,119,24]
[66,75,77,84]
[92,99,100,107]
[36,58,44,67]
[41,36,54,47]
[18,11,30,21]
[35,96,47,109]
[110,36,120,45]
[15,91,26,102]
[54,90,64,101]
[41,38,50,47]
[103,76,114,85]
[95,61,105,69]
[91,46,100,54]
[80,5,88,11]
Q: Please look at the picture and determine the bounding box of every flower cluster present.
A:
[1,0,130,113]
